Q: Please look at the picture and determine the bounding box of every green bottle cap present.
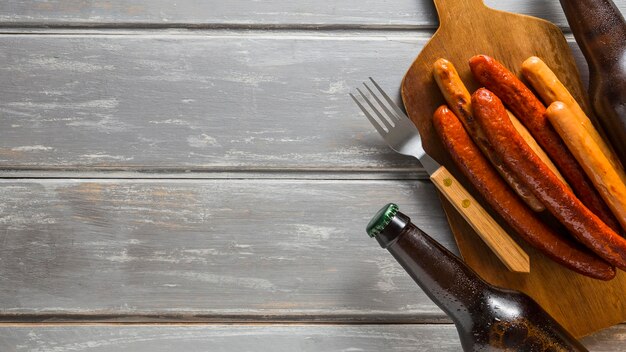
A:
[366,203,399,238]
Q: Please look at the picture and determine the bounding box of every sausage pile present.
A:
[432,55,626,280]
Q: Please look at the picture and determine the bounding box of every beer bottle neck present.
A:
[379,212,489,320]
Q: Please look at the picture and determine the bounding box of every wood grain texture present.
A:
[401,0,626,338]
[0,1,624,348]
[0,33,589,171]
[430,167,529,273]
[0,179,457,320]
[0,325,463,352]
[0,1,623,28]
[0,323,623,351]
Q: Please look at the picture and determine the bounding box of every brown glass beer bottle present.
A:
[559,0,626,167]
[366,203,588,351]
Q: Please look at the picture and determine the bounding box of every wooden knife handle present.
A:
[430,166,530,273]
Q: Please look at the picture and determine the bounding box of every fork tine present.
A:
[356,87,393,131]
[369,77,407,120]
[350,93,387,136]
[363,82,399,124]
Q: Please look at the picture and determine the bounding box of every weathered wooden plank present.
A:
[0,323,623,351]
[0,324,462,352]
[0,1,624,28]
[0,32,590,171]
[0,179,457,320]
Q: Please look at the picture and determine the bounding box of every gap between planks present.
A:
[0,21,578,32]
[0,321,453,327]
[0,27,434,37]
[0,313,451,325]
[0,27,576,38]
[0,23,434,31]
[0,169,429,180]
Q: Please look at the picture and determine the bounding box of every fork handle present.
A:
[430,166,530,273]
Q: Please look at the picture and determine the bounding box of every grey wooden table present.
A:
[0,1,625,351]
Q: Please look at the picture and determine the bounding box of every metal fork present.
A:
[350,77,440,175]
[351,78,529,273]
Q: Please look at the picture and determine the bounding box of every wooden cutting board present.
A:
[400,0,626,339]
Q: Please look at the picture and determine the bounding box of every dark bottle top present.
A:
[559,0,626,167]
[366,203,588,351]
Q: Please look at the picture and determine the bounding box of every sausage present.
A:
[521,56,626,186]
[432,104,615,280]
[432,58,545,212]
[469,54,623,234]
[546,102,626,231]
[471,88,626,270]
[505,110,571,192]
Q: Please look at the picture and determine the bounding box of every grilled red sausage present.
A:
[469,55,622,234]
[433,105,615,280]
[471,88,626,270]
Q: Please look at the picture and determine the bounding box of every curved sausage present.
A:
[471,88,626,270]
[432,58,545,212]
[521,56,626,185]
[546,102,626,231]
[505,110,571,192]
[469,54,622,234]
[433,104,615,280]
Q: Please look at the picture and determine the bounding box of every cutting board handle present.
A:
[433,0,487,22]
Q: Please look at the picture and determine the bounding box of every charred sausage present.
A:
[521,56,626,185]
[471,88,626,270]
[433,104,615,280]
[432,58,545,212]
[469,54,622,234]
